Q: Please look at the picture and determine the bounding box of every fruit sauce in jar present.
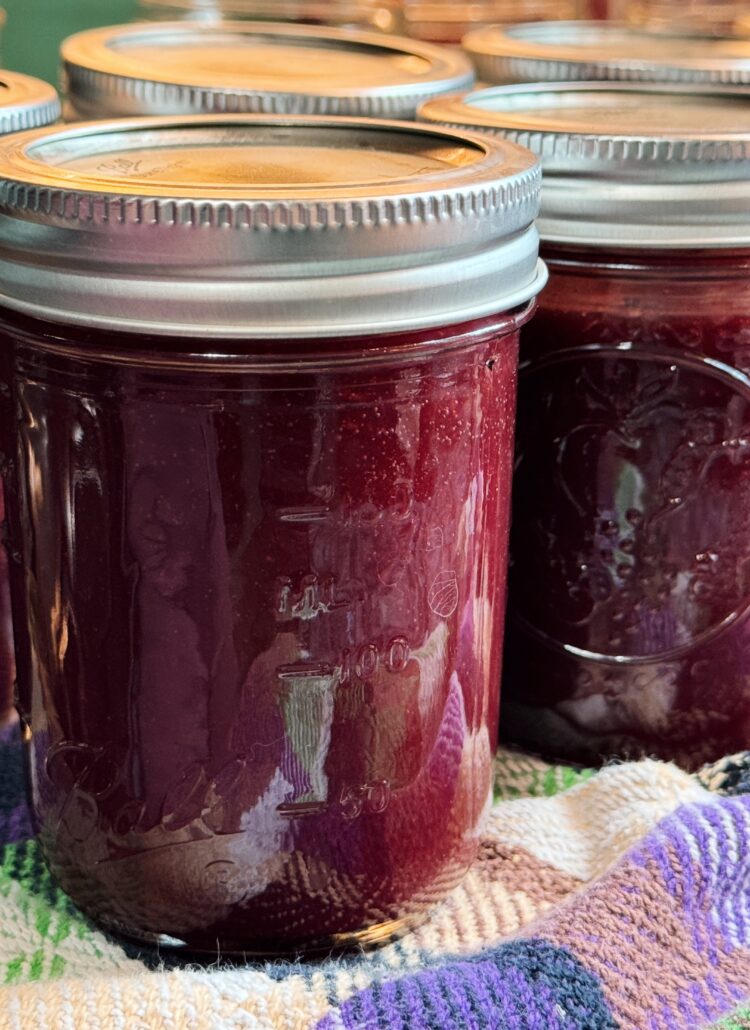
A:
[0,115,544,952]
[0,70,60,725]
[420,84,750,768]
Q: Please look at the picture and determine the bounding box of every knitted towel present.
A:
[2,720,750,1030]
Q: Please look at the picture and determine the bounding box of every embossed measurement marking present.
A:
[275,574,353,621]
[277,781,393,821]
[340,780,392,820]
[276,638,412,689]
[274,480,415,529]
[276,801,328,818]
[276,662,334,680]
[276,506,332,524]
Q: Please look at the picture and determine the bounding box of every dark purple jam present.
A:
[503,246,750,770]
[0,305,526,953]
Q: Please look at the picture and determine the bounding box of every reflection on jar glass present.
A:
[0,115,544,954]
[420,82,750,770]
[0,69,60,726]
[136,0,404,34]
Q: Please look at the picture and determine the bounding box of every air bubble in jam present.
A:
[504,246,750,770]
[0,308,526,953]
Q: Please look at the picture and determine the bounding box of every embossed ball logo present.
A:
[511,347,750,662]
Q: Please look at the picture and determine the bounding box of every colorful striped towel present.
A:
[2,718,750,1030]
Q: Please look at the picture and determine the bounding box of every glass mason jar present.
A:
[61,21,473,121]
[400,0,580,46]
[137,0,405,34]
[462,20,750,85]
[0,71,60,725]
[0,115,545,953]
[420,83,750,770]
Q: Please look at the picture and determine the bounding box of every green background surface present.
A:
[3,0,137,84]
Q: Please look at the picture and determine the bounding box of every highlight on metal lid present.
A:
[61,21,475,121]
[136,0,404,34]
[0,114,545,337]
[0,70,60,136]
[419,81,750,247]
[462,20,750,85]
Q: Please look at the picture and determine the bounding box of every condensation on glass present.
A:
[0,70,60,725]
[420,83,750,770]
[462,20,750,85]
[61,21,474,121]
[0,115,545,953]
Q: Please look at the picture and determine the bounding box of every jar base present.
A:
[100,912,428,961]
[501,700,727,773]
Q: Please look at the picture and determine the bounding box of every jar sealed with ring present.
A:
[137,0,405,34]
[420,84,750,769]
[0,115,544,953]
[462,20,750,85]
[61,21,474,121]
[0,70,60,725]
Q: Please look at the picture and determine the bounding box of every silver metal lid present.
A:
[0,71,60,137]
[0,115,545,337]
[462,20,750,86]
[137,0,404,34]
[419,82,750,247]
[62,21,475,121]
[402,1,575,45]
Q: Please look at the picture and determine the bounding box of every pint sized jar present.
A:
[61,21,474,121]
[0,71,60,725]
[136,0,405,34]
[462,20,750,85]
[420,84,750,769]
[0,115,545,953]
